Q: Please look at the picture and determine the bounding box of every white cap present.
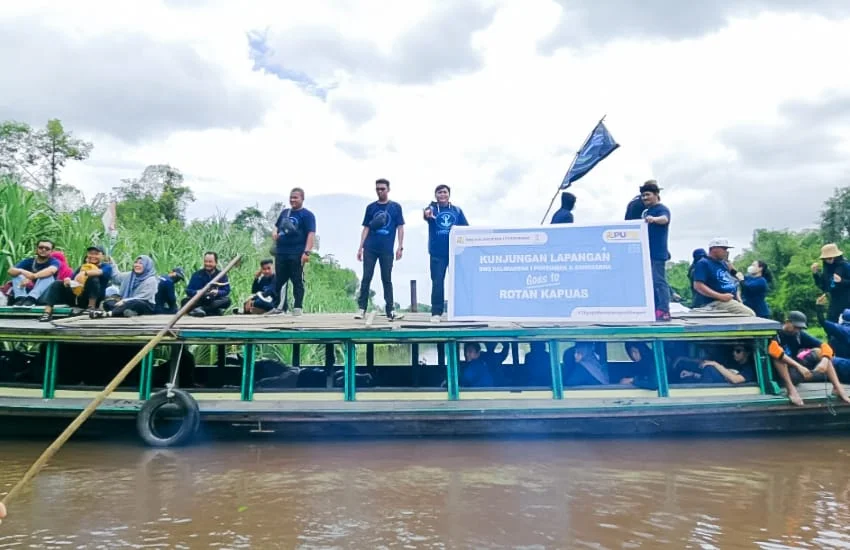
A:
[708,238,733,249]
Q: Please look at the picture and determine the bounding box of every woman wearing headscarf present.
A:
[89,255,158,318]
[564,343,609,386]
[812,243,850,322]
[50,251,74,281]
[620,342,658,389]
[741,260,773,318]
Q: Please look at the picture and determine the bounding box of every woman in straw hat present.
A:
[812,243,850,322]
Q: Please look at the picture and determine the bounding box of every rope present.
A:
[0,254,242,525]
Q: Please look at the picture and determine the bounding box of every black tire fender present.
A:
[136,389,200,447]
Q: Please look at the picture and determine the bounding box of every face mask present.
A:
[747,265,759,275]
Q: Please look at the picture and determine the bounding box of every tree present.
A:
[820,186,850,243]
[0,119,92,209]
[234,205,269,245]
[114,164,195,226]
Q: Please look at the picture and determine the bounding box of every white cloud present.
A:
[4,0,850,307]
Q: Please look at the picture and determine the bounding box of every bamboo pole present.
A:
[0,254,242,525]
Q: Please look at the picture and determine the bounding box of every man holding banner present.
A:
[639,180,672,321]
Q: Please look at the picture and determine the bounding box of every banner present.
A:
[447,221,655,322]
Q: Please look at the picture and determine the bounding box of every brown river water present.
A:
[2,435,850,549]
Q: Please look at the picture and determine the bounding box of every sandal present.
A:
[88,310,107,319]
[38,313,52,323]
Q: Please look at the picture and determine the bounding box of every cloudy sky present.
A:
[3,0,850,306]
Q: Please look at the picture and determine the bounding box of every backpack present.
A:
[277,209,301,238]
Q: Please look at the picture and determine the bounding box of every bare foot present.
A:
[788,391,804,406]
[833,390,850,405]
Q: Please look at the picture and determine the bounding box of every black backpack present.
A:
[277,209,301,238]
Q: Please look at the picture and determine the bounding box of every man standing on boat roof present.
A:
[271,187,316,316]
[356,178,405,321]
[423,184,468,322]
[183,252,231,317]
[691,239,755,316]
[639,180,671,322]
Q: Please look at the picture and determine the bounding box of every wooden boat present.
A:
[0,309,848,445]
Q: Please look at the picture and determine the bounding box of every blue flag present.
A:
[560,121,619,189]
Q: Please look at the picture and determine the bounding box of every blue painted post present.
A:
[548,339,563,399]
[344,341,356,401]
[652,340,669,397]
[445,342,459,400]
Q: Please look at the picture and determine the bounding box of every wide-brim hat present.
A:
[820,243,843,259]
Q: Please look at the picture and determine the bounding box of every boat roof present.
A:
[0,310,780,344]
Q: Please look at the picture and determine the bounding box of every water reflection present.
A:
[1,436,850,548]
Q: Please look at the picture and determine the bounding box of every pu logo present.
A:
[603,229,640,243]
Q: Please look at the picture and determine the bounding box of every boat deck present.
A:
[0,310,781,342]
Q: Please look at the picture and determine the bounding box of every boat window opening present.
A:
[355,343,446,390]
[54,341,147,391]
[252,343,343,393]
[665,339,760,387]
[457,341,552,392]
[555,340,661,391]
[0,340,45,390]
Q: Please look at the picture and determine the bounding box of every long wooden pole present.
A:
[0,254,242,524]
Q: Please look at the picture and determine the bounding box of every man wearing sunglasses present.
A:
[6,239,60,306]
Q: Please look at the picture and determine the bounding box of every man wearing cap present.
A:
[812,243,850,322]
[639,180,672,321]
[691,239,755,316]
[38,245,114,322]
[155,267,186,315]
[768,310,850,406]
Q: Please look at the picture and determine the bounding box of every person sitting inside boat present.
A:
[242,259,276,314]
[90,255,158,318]
[564,343,609,386]
[619,342,658,389]
[767,311,850,406]
[523,342,552,386]
[6,240,60,306]
[183,252,232,318]
[154,267,185,315]
[691,238,755,316]
[39,245,114,322]
[671,344,756,385]
[461,343,495,387]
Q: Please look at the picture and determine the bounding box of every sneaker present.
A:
[123,309,139,318]
[387,311,404,321]
[430,315,441,324]
[655,310,671,322]
[354,309,365,320]
[266,308,284,316]
[22,297,37,307]
[188,308,206,318]
[88,310,107,319]
[38,313,52,323]
[292,308,303,317]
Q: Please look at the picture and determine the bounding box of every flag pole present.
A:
[540,115,607,225]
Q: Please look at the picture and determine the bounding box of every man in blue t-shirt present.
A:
[423,184,468,322]
[356,178,405,320]
[692,238,755,316]
[6,239,60,306]
[639,180,672,321]
[39,245,115,321]
[272,187,316,316]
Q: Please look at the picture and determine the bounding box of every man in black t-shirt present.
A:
[272,188,316,316]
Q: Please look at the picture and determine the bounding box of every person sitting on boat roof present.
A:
[740,260,772,318]
[767,311,850,406]
[242,259,277,315]
[89,255,158,318]
[639,181,671,322]
[6,239,60,306]
[691,239,755,316]
[423,184,469,323]
[183,252,232,318]
[461,342,495,387]
[39,245,114,322]
[550,191,576,224]
[812,243,850,323]
[50,250,74,282]
[671,343,756,385]
[564,343,609,386]
[154,267,185,315]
